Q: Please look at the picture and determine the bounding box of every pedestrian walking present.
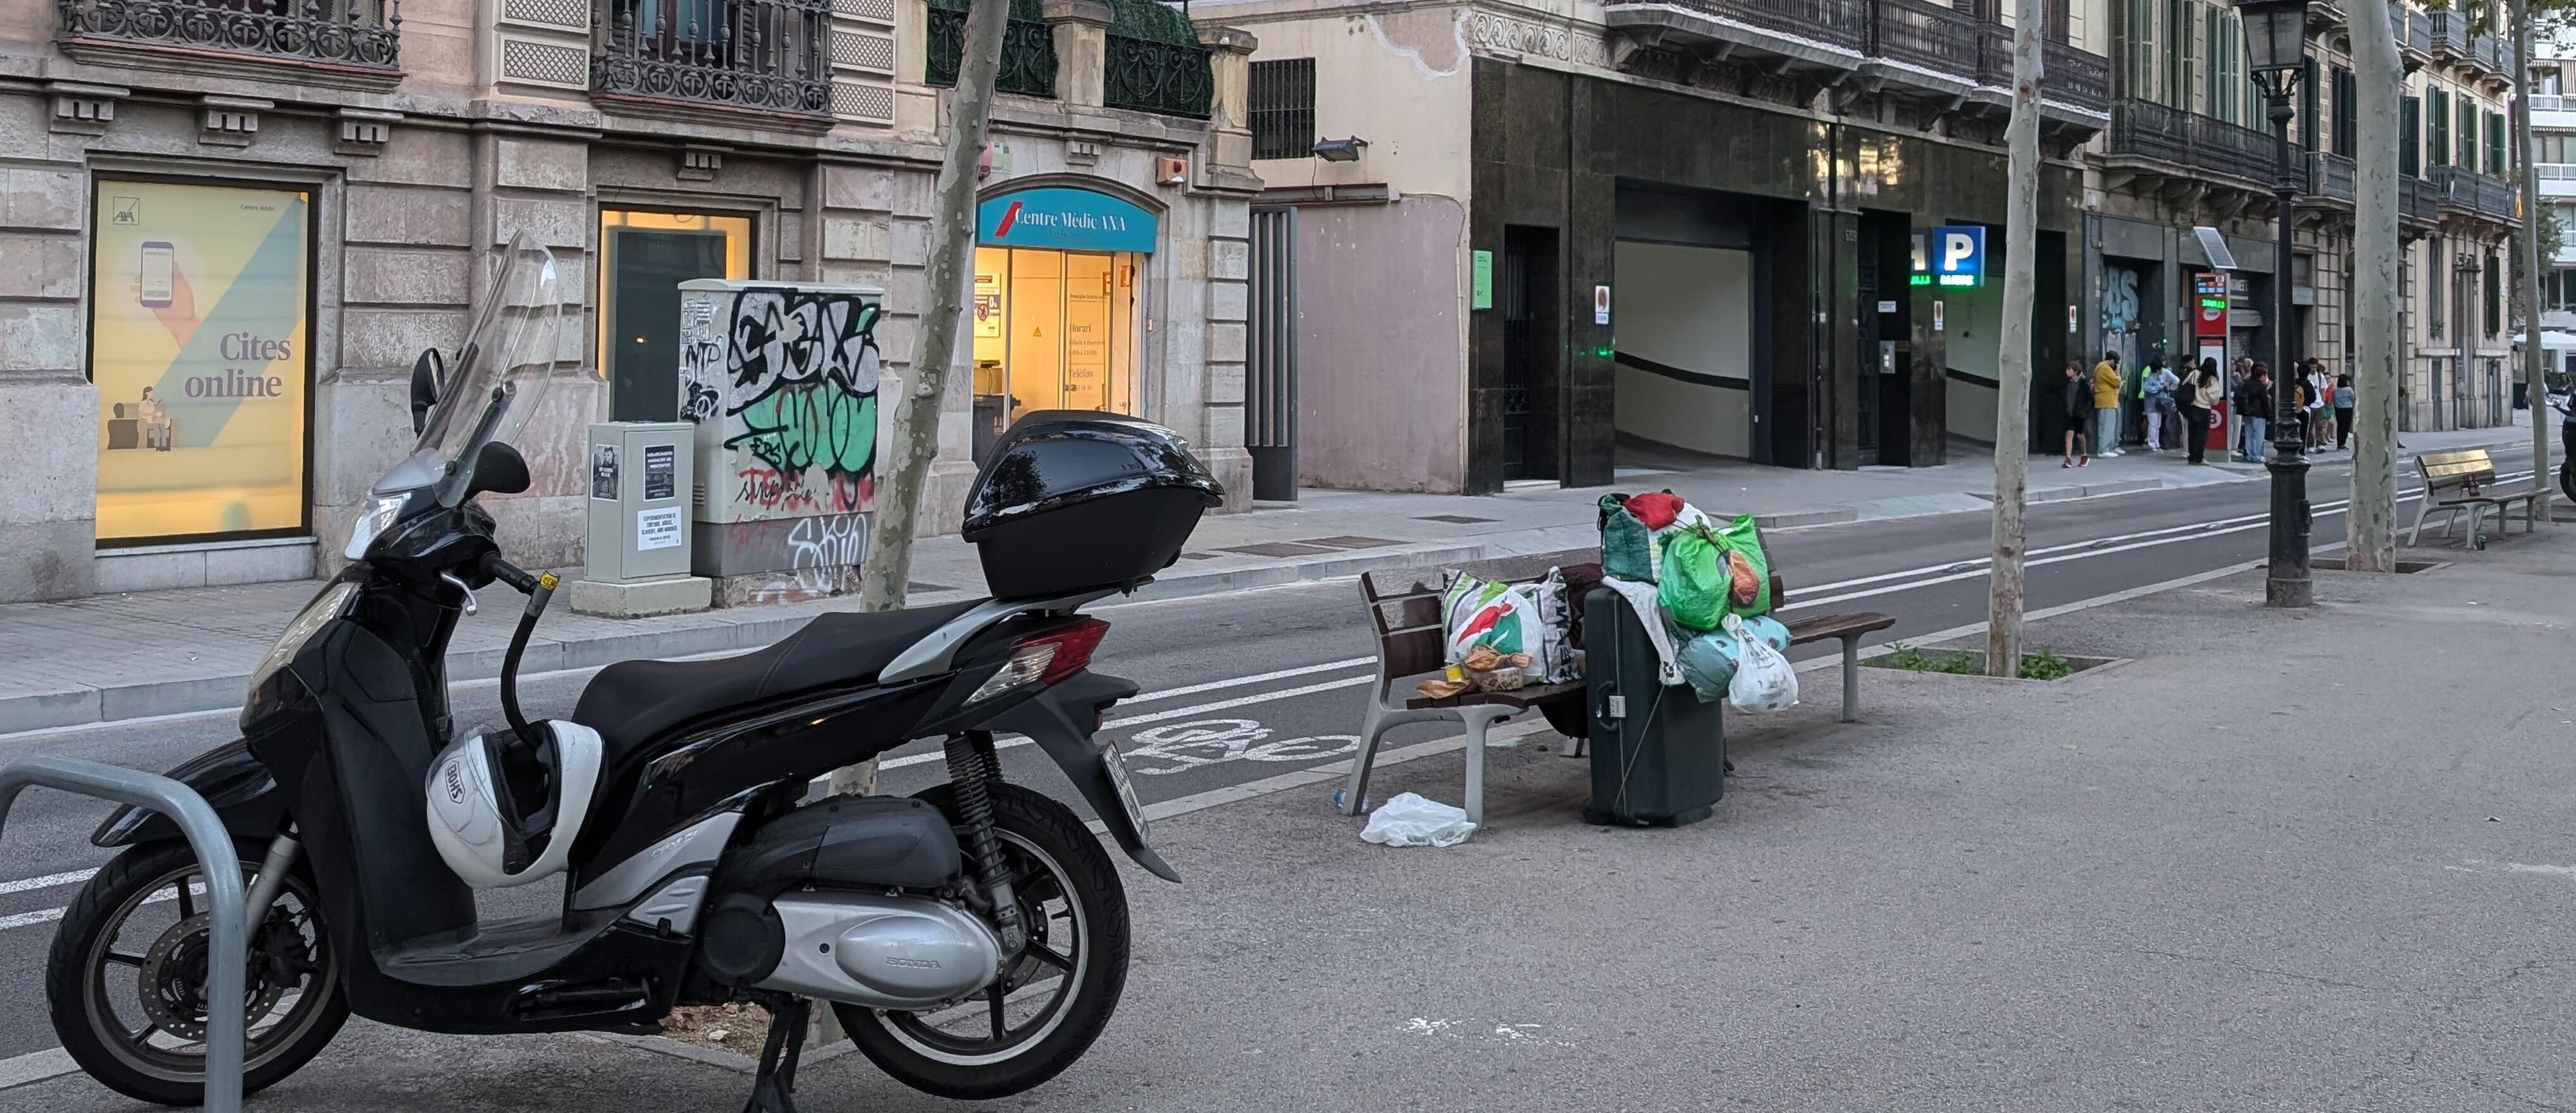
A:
[2334,372,2356,450]
[2238,362,2272,464]
[2183,358,2222,465]
[2062,360,2093,467]
[2093,351,2125,457]
[2305,359,2331,450]
[2141,358,2181,452]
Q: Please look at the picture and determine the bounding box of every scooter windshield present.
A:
[390,233,567,505]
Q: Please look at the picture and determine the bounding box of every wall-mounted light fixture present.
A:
[1311,137,1368,162]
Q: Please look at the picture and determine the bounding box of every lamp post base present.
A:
[2265,441,2312,608]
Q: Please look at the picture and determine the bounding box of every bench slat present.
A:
[1382,628,1445,679]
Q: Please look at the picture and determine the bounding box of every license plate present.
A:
[1099,740,1150,841]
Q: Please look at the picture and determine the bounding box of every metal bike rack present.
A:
[0,756,245,1113]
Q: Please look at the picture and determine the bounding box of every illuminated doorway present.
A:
[970,247,1142,459]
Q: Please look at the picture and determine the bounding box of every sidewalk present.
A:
[8,483,2573,1111]
[0,413,2539,734]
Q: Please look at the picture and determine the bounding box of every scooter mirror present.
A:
[469,441,531,498]
[411,348,443,436]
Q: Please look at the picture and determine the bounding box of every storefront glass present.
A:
[600,209,752,421]
[89,180,312,543]
[969,187,1156,460]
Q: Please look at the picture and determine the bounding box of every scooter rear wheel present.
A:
[837,782,1130,1100]
[44,839,348,1107]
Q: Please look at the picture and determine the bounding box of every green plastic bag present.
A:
[1657,526,1730,632]
[1599,495,1657,581]
[1709,513,1773,618]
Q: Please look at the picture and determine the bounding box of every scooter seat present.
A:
[574,600,983,751]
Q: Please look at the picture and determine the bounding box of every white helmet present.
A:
[425,720,604,889]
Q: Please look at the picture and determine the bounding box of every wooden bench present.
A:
[2410,447,2541,548]
[1338,553,1895,831]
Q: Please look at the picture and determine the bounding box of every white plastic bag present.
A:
[1723,613,1800,713]
[1359,792,1477,847]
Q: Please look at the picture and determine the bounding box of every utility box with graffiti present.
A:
[677,279,884,606]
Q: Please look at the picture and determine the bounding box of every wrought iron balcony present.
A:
[2105,97,2277,187]
[1104,33,1210,118]
[1866,0,1979,85]
[2399,4,2431,59]
[2310,151,2356,204]
[924,0,1056,98]
[2430,164,2520,222]
[2472,32,2504,75]
[2428,8,2467,59]
[56,0,401,76]
[1602,0,1866,72]
[592,0,831,118]
[2041,37,2108,114]
[2310,0,2344,25]
[2403,173,2439,224]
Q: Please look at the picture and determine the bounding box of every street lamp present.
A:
[2238,0,2311,607]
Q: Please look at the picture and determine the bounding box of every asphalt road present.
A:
[0,455,2468,1063]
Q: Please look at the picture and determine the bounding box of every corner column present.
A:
[1043,0,1112,108]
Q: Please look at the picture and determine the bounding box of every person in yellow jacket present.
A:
[2090,351,2124,458]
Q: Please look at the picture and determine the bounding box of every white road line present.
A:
[1117,657,1375,706]
[0,870,95,897]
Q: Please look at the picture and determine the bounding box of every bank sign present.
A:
[1909,225,1986,288]
[977,187,1158,254]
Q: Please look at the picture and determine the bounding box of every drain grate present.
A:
[1297,535,1401,549]
[1414,514,1499,525]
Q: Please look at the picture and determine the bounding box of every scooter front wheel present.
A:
[44,839,349,1107]
[837,782,1130,1100]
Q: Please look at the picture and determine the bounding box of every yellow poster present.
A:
[91,181,311,541]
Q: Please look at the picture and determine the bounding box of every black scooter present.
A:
[44,240,1218,1111]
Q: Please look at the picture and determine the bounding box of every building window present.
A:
[2401,96,2420,175]
[2331,66,2356,156]
[2165,0,2191,107]
[967,187,1159,461]
[2300,59,2319,149]
[2429,89,2450,168]
[2486,252,2502,338]
[2457,96,2477,170]
[89,179,313,544]
[2206,10,2234,121]
[1248,58,1316,161]
[2428,238,2444,340]
[2486,112,2506,175]
[598,209,753,422]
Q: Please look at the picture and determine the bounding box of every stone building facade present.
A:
[0,0,1258,603]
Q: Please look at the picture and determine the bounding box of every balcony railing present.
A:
[56,0,400,71]
[924,1,1056,97]
[2429,8,2468,57]
[1867,0,1978,80]
[1664,0,1866,52]
[2403,173,2439,223]
[1103,32,1211,118]
[591,0,831,116]
[2400,4,2431,56]
[2311,151,2356,203]
[2430,164,2519,221]
[2107,97,2276,185]
[2473,32,2505,75]
[2041,37,2108,112]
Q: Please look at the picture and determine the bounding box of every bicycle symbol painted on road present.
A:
[1118,718,1358,775]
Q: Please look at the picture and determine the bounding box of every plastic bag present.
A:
[1360,792,1477,847]
[1677,616,1792,703]
[1529,568,1578,682]
[1723,613,1799,713]
[1708,514,1773,618]
[1599,495,1657,581]
[1657,526,1731,632]
[1440,573,1547,682]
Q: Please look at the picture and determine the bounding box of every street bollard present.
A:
[0,756,245,1113]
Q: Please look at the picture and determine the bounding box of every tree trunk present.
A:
[827,0,1012,797]
[2348,0,2403,571]
[1986,0,2043,678]
[2516,0,2551,515]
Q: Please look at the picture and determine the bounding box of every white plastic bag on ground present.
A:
[1723,613,1799,713]
[1360,792,1477,847]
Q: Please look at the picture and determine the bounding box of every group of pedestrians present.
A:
[2061,350,2353,468]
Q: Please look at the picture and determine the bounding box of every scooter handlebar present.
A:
[480,552,542,595]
